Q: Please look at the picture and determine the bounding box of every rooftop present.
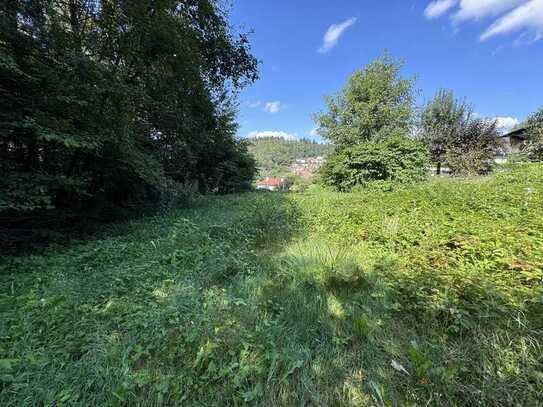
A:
[256,177,287,187]
[501,125,528,139]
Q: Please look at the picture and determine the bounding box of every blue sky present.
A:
[230,0,543,142]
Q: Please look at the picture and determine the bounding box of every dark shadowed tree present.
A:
[0,0,258,226]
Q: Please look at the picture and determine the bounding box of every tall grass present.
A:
[1,164,542,405]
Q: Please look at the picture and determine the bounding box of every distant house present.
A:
[499,126,529,155]
[256,177,289,192]
[289,156,327,178]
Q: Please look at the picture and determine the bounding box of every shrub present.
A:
[445,147,493,176]
[157,180,199,211]
[322,136,429,191]
[420,90,501,175]
[524,128,543,162]
[445,118,501,176]
[204,138,258,194]
[524,107,543,162]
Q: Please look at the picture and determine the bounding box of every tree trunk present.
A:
[436,162,441,175]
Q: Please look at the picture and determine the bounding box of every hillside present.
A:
[248,137,333,177]
[2,164,542,405]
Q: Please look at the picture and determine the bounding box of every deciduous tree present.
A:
[420,90,470,174]
[0,0,258,224]
[420,90,500,175]
[315,53,415,150]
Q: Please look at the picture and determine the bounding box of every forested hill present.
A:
[248,137,333,176]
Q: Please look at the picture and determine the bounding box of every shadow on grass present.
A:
[0,192,305,405]
[1,192,542,406]
[245,239,543,406]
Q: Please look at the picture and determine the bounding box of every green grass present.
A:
[1,164,543,406]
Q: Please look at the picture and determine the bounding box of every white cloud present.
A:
[480,0,543,41]
[454,0,523,22]
[248,131,298,141]
[264,101,283,113]
[493,116,520,133]
[318,18,357,54]
[424,0,543,43]
[425,0,458,19]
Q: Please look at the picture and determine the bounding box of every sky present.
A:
[229,0,543,142]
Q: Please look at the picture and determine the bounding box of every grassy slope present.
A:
[1,164,542,406]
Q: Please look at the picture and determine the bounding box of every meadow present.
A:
[1,164,542,406]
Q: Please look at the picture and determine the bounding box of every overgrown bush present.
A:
[322,136,429,191]
[420,90,501,175]
[204,138,258,194]
[524,107,543,161]
[2,165,543,405]
[157,180,199,211]
[446,118,501,176]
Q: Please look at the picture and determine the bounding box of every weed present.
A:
[1,164,543,405]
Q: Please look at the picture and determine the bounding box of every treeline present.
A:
[248,137,333,177]
[0,1,258,229]
[316,53,543,191]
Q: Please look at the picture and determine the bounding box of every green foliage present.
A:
[420,90,501,175]
[0,171,55,213]
[313,53,425,192]
[407,342,457,385]
[445,118,502,176]
[524,106,543,161]
[322,136,429,191]
[2,152,543,404]
[315,53,416,149]
[0,0,258,221]
[156,180,199,212]
[248,137,332,177]
[420,89,470,168]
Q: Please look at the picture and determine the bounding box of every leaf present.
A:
[0,374,15,383]
[368,380,386,407]
[0,359,17,372]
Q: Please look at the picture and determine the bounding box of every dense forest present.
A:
[248,137,333,177]
[0,0,258,236]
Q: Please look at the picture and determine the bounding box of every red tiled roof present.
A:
[256,177,286,187]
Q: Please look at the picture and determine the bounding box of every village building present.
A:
[289,156,327,178]
[499,126,529,155]
[256,177,289,192]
